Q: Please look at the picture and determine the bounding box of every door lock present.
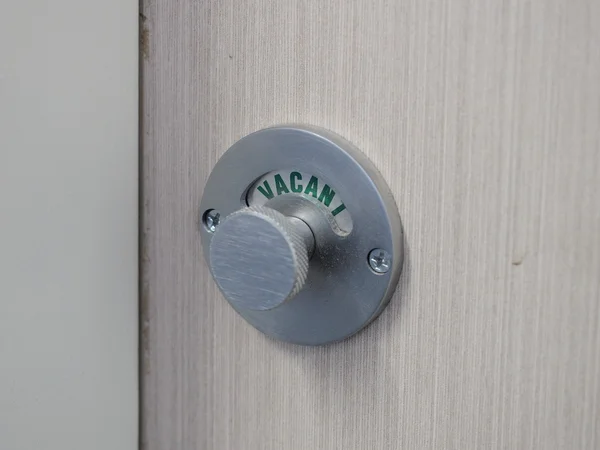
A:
[199,125,404,345]
[210,205,313,312]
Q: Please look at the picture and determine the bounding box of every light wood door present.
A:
[141,1,600,448]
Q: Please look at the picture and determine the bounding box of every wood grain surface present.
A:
[140,1,600,448]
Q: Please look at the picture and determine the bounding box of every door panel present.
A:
[141,1,600,448]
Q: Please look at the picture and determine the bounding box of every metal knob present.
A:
[209,206,314,311]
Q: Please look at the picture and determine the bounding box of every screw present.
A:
[203,209,221,233]
[368,248,391,274]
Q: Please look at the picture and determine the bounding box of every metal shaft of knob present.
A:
[209,206,314,311]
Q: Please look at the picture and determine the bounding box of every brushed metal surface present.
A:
[141,0,600,448]
[209,206,310,311]
[287,217,315,258]
[199,126,403,345]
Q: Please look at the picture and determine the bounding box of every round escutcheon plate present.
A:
[199,125,404,345]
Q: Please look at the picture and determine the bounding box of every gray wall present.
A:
[0,1,138,449]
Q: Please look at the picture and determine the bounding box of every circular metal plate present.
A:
[199,125,403,345]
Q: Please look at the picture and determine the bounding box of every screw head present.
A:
[368,248,391,274]
[203,209,221,233]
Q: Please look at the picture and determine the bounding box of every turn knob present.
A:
[209,206,314,311]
